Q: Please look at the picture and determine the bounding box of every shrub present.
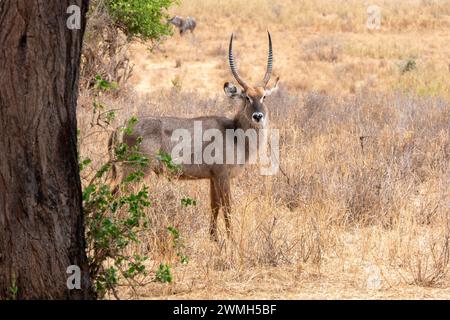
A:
[106,0,176,42]
[81,113,151,298]
[81,0,177,88]
[78,77,190,299]
[400,58,417,74]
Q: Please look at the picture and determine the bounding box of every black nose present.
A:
[252,112,263,122]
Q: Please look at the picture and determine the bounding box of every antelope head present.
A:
[169,16,182,27]
[224,32,280,127]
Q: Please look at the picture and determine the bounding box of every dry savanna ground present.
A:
[78,0,450,299]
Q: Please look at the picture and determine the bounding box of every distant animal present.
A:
[109,32,279,241]
[169,16,196,35]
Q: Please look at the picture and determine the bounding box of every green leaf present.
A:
[155,264,172,283]
[181,197,197,207]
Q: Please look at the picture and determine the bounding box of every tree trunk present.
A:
[0,0,93,299]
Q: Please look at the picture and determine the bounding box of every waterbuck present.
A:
[109,32,280,241]
[169,16,197,36]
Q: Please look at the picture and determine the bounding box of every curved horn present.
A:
[228,33,249,90]
[262,31,273,87]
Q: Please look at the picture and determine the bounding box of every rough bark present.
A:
[0,0,92,299]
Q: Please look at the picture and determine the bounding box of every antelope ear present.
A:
[224,82,243,97]
[264,77,280,96]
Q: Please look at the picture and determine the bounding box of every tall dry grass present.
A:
[78,86,449,299]
[77,0,450,298]
[178,0,450,33]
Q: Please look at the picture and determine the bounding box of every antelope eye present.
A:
[245,96,251,101]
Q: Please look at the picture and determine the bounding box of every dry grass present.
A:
[129,0,450,98]
[78,0,450,299]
